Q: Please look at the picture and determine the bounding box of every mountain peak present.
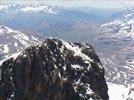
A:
[0,38,109,100]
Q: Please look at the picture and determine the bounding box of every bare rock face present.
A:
[0,39,109,100]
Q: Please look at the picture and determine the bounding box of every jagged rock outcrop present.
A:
[0,38,109,100]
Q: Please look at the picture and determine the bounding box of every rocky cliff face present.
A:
[0,38,109,100]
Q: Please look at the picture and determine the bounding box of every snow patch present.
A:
[71,64,83,70]
[3,44,9,53]
[0,52,21,65]
[14,42,18,47]
[61,40,95,68]
[31,35,38,41]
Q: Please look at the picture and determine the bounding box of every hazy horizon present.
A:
[1,0,134,9]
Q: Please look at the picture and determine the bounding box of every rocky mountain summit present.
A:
[0,38,109,100]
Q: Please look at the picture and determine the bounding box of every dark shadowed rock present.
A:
[0,38,109,100]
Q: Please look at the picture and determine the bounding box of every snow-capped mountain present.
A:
[100,9,134,39]
[0,3,62,14]
[20,4,58,14]
[0,25,42,61]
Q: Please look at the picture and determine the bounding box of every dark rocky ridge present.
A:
[0,38,109,100]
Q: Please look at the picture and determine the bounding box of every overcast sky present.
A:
[1,0,134,8]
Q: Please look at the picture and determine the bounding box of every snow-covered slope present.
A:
[108,83,134,100]
[0,25,42,60]
[100,9,134,39]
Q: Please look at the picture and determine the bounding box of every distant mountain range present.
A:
[0,3,61,14]
[100,8,134,39]
[0,3,120,38]
[95,8,134,86]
